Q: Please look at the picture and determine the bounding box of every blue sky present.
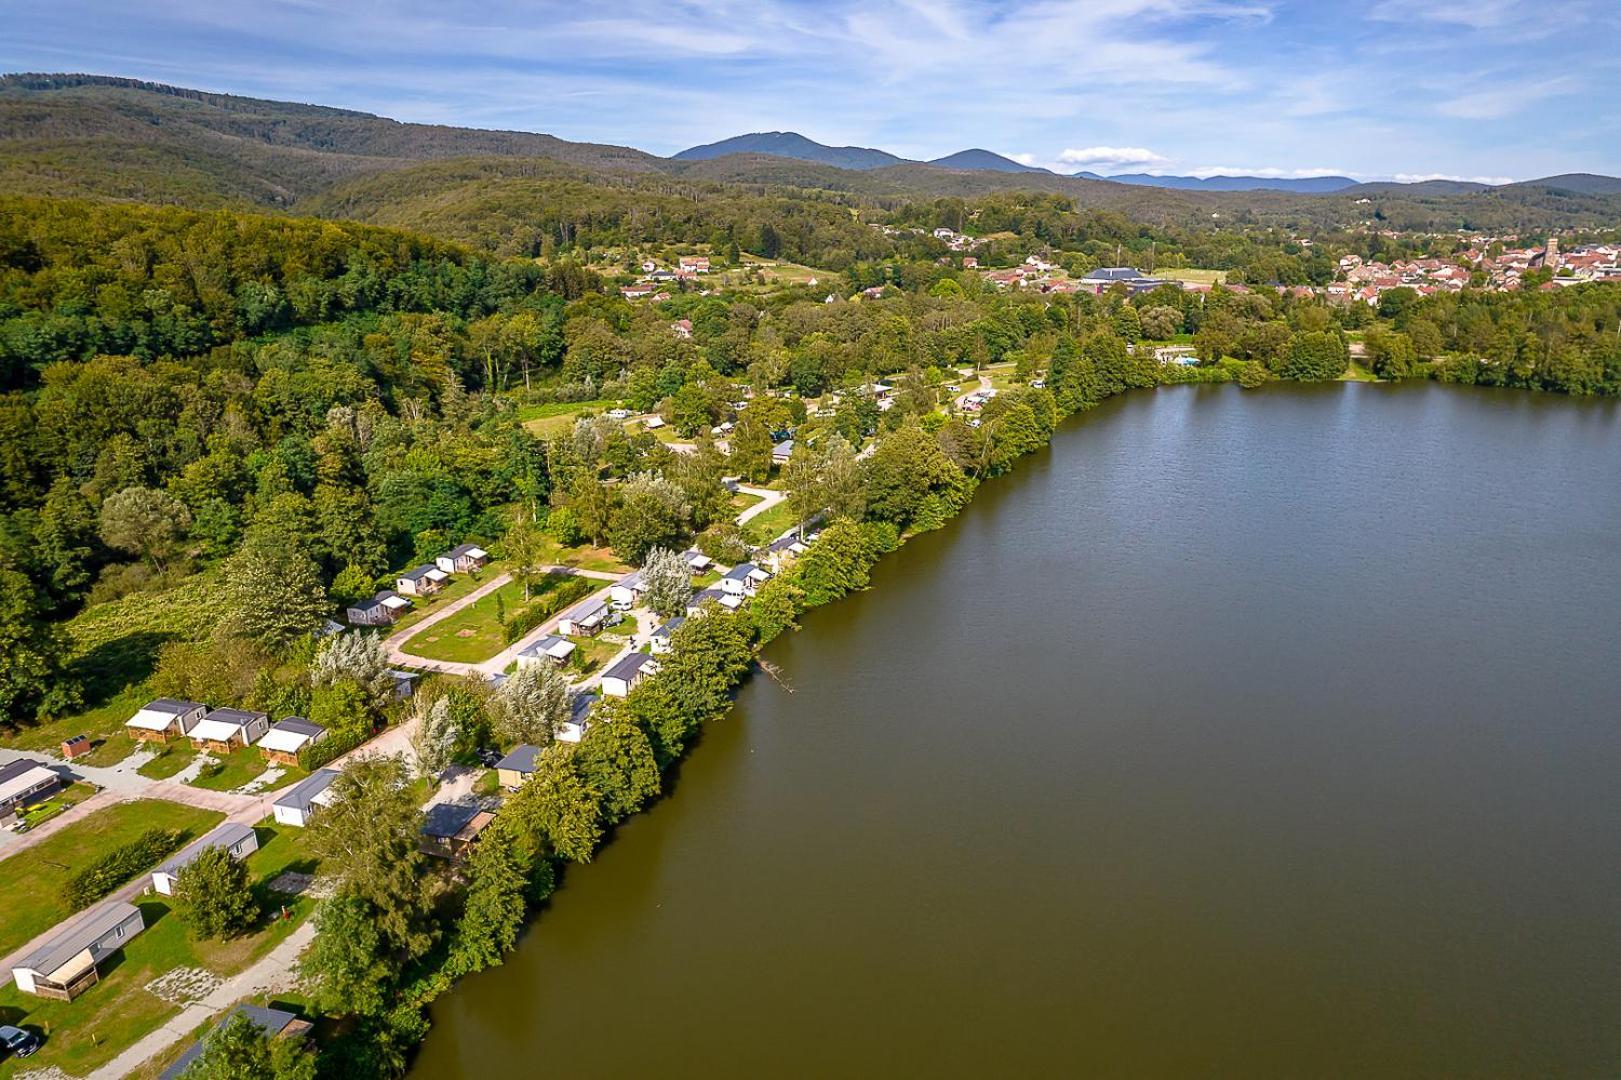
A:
[5,0,1618,181]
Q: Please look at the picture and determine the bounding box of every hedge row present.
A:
[63,827,187,910]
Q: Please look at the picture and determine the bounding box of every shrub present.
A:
[502,578,592,644]
[63,827,186,909]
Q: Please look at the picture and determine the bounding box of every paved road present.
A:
[89,919,317,1080]
[953,372,995,409]
[735,484,787,526]
[382,566,624,679]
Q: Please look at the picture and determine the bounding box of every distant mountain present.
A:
[673,132,904,171]
[1348,179,1490,197]
[1084,172,1359,194]
[928,148,1046,173]
[1505,173,1621,196]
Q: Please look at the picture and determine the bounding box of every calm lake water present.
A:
[414,384,1621,1077]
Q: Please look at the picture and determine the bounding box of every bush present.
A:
[502,578,593,644]
[300,724,373,771]
[63,827,186,910]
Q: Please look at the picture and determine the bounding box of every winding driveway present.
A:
[735,483,787,526]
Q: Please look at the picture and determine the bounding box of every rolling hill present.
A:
[1084,172,1359,194]
[928,149,1046,173]
[2,74,1620,241]
[672,132,904,171]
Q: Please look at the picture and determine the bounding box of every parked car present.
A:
[606,408,631,420]
[0,1025,41,1059]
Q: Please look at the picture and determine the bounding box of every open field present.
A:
[743,500,805,546]
[517,399,614,437]
[1153,267,1228,284]
[0,800,224,961]
[401,573,592,663]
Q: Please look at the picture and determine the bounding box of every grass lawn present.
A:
[517,399,614,438]
[0,800,224,962]
[138,742,199,780]
[386,563,506,635]
[1154,267,1228,285]
[0,683,152,755]
[742,500,805,546]
[401,574,590,664]
[567,635,622,676]
[189,746,275,792]
[0,823,320,1080]
[1341,361,1380,382]
[730,491,764,515]
[605,613,640,639]
[540,538,630,574]
[77,731,139,768]
[15,782,97,830]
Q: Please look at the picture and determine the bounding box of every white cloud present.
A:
[1058,146,1169,170]
[1186,165,1355,179]
[1393,173,1516,185]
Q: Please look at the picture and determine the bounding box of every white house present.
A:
[188,708,270,753]
[601,652,658,698]
[435,544,489,575]
[771,439,794,465]
[12,901,145,1000]
[347,590,411,626]
[272,769,340,828]
[396,564,449,596]
[687,587,743,615]
[124,698,207,744]
[556,694,596,743]
[721,562,771,597]
[151,823,260,895]
[609,572,644,610]
[559,597,609,637]
[650,617,685,655]
[516,634,576,668]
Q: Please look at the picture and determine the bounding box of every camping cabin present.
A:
[516,635,576,668]
[256,717,326,765]
[0,760,61,825]
[347,590,411,626]
[557,694,596,743]
[420,801,496,860]
[720,562,771,598]
[188,708,270,754]
[272,769,340,828]
[152,822,260,895]
[125,698,207,744]
[609,572,644,610]
[558,597,609,637]
[601,652,659,698]
[650,617,685,655]
[496,745,542,790]
[435,544,489,575]
[160,1005,312,1080]
[396,564,449,596]
[11,901,145,1001]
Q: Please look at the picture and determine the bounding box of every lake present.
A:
[412,383,1621,1077]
